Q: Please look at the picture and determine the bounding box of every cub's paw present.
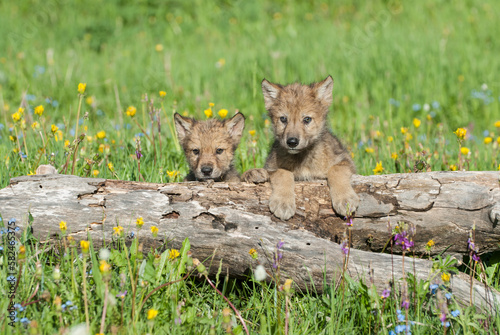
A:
[269,192,296,221]
[242,168,269,183]
[332,190,360,217]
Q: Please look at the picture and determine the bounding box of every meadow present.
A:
[1,0,500,333]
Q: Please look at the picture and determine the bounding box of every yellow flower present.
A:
[113,226,124,236]
[9,135,16,142]
[11,112,21,122]
[249,130,256,137]
[92,169,99,177]
[454,128,466,140]
[405,133,413,141]
[498,163,500,171]
[108,162,114,172]
[151,226,159,237]
[441,272,450,282]
[484,137,492,144]
[85,96,94,105]
[460,147,469,155]
[264,119,270,127]
[209,102,215,108]
[136,217,144,228]
[458,74,465,82]
[34,105,44,116]
[59,221,67,232]
[80,240,90,253]
[99,260,111,274]
[169,249,180,260]
[494,120,500,128]
[497,136,500,144]
[78,83,86,94]
[204,108,213,118]
[365,147,374,154]
[218,109,228,119]
[391,152,398,160]
[96,131,106,139]
[372,161,384,174]
[449,164,457,171]
[167,170,179,178]
[249,248,258,259]
[413,118,421,128]
[400,127,408,135]
[283,278,293,293]
[155,44,163,52]
[159,91,167,98]
[426,240,435,247]
[126,106,137,117]
[31,121,40,130]
[147,309,159,320]
[18,107,25,116]
[51,124,58,133]
[426,114,432,121]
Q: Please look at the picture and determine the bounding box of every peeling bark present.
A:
[0,172,499,309]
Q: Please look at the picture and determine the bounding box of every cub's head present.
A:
[262,76,334,154]
[174,112,245,181]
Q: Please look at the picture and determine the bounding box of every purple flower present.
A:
[175,317,182,325]
[472,253,480,262]
[440,313,446,323]
[401,299,410,310]
[381,289,390,299]
[136,150,143,159]
[116,290,128,299]
[277,241,284,250]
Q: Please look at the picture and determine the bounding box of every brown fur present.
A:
[174,112,245,182]
[243,76,359,220]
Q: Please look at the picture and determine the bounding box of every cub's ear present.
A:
[174,113,194,143]
[261,79,282,111]
[225,112,245,146]
[314,75,334,106]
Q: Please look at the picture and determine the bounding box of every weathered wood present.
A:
[0,172,499,309]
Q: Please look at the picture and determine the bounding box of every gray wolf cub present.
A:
[174,112,245,182]
[243,76,359,220]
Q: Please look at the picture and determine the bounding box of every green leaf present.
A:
[177,237,191,276]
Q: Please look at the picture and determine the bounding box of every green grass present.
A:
[1,0,500,333]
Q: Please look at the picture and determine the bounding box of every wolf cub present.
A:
[243,76,359,220]
[174,112,245,182]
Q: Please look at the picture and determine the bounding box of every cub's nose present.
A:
[286,137,299,148]
[201,166,213,176]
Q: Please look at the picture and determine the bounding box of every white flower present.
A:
[99,248,110,261]
[254,265,267,282]
[481,83,488,91]
[423,103,430,112]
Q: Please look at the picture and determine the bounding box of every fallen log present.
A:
[0,172,499,309]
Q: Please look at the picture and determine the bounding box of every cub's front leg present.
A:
[327,164,360,216]
[268,169,296,221]
[242,168,270,183]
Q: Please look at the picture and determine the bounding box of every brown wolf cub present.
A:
[174,112,245,182]
[243,76,359,220]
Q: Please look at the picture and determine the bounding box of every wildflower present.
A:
[254,264,267,281]
[126,106,137,117]
[204,108,213,118]
[451,310,460,317]
[34,105,44,116]
[9,135,16,142]
[113,226,124,236]
[494,120,500,128]
[51,124,58,133]
[430,284,439,294]
[249,248,258,259]
[31,121,40,130]
[136,217,144,228]
[413,118,421,128]
[426,114,432,121]
[11,112,21,122]
[283,278,293,293]
[77,83,86,94]
[391,152,398,160]
[147,308,159,320]
[393,222,415,252]
[209,102,214,107]
[458,74,465,82]
[216,58,226,68]
[412,103,421,112]
[167,170,179,178]
[116,291,127,299]
[155,44,163,51]
[454,127,466,140]
[441,272,450,282]
[99,260,111,274]
[484,137,492,144]
[80,240,90,254]
[460,147,469,155]
[426,240,435,247]
[169,249,180,260]
[92,170,99,177]
[372,161,384,174]
[218,109,228,119]
[53,266,61,281]
[387,136,394,142]
[159,90,167,98]
[365,147,374,153]
[400,127,408,134]
[59,221,67,233]
[449,164,457,171]
[273,241,284,269]
[99,248,110,261]
[381,288,390,299]
[151,226,159,237]
[423,103,430,112]
[248,129,256,137]
[108,162,114,172]
[96,131,106,139]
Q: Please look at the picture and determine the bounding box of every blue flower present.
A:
[14,226,21,232]
[8,218,16,225]
[25,94,36,101]
[20,317,29,324]
[432,101,440,109]
[13,303,22,309]
[430,284,439,294]
[7,276,16,283]
[0,246,3,251]
[442,321,450,327]
[395,324,411,334]
[451,310,460,317]
[389,98,400,107]
[0,123,4,130]
[483,130,490,137]
[96,109,104,116]
[412,103,421,112]
[445,292,452,299]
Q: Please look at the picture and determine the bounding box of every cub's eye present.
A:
[279,116,287,124]
[303,116,312,124]
[216,148,224,155]
[192,149,200,155]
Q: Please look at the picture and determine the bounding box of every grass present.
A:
[0,0,500,333]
